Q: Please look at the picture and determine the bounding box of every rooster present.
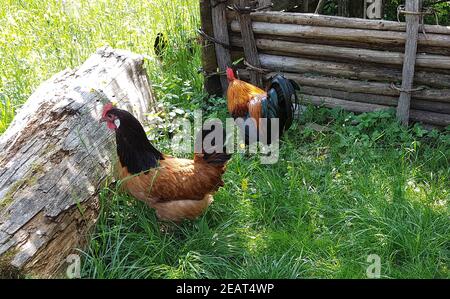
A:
[100,103,231,222]
[226,67,299,144]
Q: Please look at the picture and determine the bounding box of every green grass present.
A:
[0,0,203,133]
[1,1,449,279]
[81,109,449,279]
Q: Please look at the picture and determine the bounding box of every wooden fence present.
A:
[199,0,450,127]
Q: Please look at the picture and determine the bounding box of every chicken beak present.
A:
[99,117,106,124]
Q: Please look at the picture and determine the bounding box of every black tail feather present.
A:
[267,74,300,134]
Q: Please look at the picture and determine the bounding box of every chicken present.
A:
[226,67,299,144]
[153,32,197,60]
[100,103,231,222]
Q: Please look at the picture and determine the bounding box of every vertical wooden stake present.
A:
[397,0,422,126]
[211,0,232,94]
[238,0,264,87]
[199,0,222,96]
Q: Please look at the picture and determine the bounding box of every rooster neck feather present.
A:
[227,79,266,117]
[112,109,164,174]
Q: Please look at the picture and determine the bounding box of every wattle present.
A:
[107,121,117,130]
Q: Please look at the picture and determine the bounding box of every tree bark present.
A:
[0,46,156,278]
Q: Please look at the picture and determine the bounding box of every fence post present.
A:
[397,0,422,126]
[199,0,222,96]
[237,0,264,87]
[211,0,232,94]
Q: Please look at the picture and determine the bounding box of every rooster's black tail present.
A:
[266,74,300,135]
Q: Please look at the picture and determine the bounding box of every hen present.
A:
[100,103,231,222]
[226,67,299,144]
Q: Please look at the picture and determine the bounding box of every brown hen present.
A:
[101,103,231,222]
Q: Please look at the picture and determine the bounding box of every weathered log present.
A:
[230,21,450,49]
[230,37,450,70]
[0,47,156,278]
[231,32,450,56]
[303,94,390,113]
[301,86,450,114]
[232,51,450,90]
[257,53,403,83]
[263,72,450,103]
[302,95,450,126]
[249,12,450,35]
[238,69,450,103]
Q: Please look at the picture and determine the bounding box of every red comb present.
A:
[226,67,236,81]
[102,102,114,118]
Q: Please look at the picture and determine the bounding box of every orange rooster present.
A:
[226,67,299,143]
[100,103,231,222]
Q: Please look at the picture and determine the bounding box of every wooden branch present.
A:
[211,0,232,93]
[249,11,450,35]
[397,0,422,126]
[0,47,156,278]
[237,0,264,87]
[230,20,450,48]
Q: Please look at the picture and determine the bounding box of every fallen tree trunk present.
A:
[250,12,450,35]
[0,46,156,278]
[230,21,450,49]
